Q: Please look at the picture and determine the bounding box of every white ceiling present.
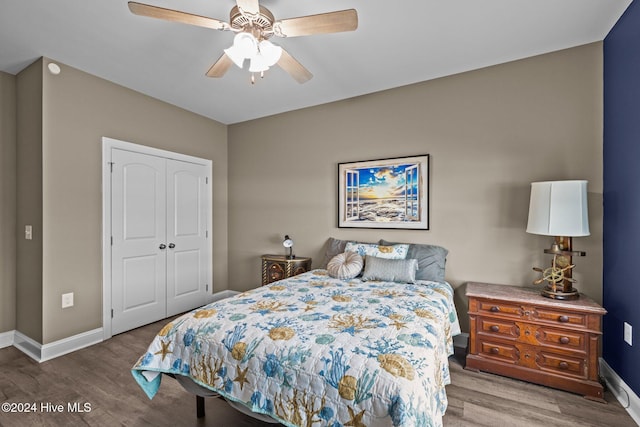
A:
[0,0,632,124]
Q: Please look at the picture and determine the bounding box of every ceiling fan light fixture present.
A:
[225,32,258,68]
[249,55,270,73]
[224,46,245,68]
[258,40,282,67]
[129,1,359,83]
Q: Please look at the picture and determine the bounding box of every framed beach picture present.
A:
[338,154,429,229]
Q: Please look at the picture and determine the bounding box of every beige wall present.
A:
[5,42,603,341]
[15,59,228,344]
[228,43,604,331]
[16,60,44,342]
[0,71,17,334]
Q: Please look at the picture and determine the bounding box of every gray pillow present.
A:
[361,256,418,284]
[380,240,448,282]
[321,237,380,268]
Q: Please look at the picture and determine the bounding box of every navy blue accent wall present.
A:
[603,0,640,397]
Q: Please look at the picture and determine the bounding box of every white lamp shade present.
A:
[258,40,282,67]
[224,32,258,68]
[224,45,246,68]
[526,180,590,237]
[249,54,269,73]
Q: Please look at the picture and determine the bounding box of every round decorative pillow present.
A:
[327,251,363,279]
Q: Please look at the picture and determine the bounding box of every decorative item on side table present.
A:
[283,235,294,259]
[261,234,309,285]
[526,180,589,300]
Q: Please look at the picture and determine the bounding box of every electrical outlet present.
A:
[624,322,632,346]
[25,225,32,240]
[62,292,74,309]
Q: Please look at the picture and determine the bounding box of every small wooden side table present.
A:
[465,282,606,401]
[261,254,312,286]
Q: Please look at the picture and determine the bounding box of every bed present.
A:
[132,241,460,427]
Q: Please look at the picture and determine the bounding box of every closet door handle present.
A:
[159,244,167,250]
[168,243,176,249]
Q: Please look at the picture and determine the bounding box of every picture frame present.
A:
[338,154,429,229]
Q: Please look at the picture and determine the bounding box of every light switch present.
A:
[624,322,633,346]
[25,225,32,240]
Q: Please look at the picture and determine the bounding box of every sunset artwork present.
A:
[338,155,429,229]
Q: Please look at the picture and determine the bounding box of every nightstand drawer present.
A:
[474,299,589,330]
[267,263,285,283]
[533,307,587,329]
[475,299,523,319]
[535,326,586,351]
[478,340,519,364]
[477,317,519,340]
[536,349,586,379]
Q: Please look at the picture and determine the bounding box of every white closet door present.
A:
[166,159,210,316]
[111,149,167,335]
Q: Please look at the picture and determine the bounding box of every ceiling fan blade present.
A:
[277,49,313,84]
[206,53,234,78]
[128,2,230,31]
[236,0,260,18]
[274,9,358,37]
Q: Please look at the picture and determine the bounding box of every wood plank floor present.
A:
[0,318,636,427]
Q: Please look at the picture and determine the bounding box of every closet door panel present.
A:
[166,159,210,316]
[111,149,167,335]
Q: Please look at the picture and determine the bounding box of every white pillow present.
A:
[327,252,364,280]
[344,241,409,260]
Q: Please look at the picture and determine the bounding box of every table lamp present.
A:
[283,235,294,259]
[526,180,589,300]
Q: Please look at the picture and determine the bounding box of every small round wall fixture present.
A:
[47,62,61,75]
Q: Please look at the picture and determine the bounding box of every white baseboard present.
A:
[600,358,640,426]
[211,289,240,302]
[13,331,42,361]
[13,328,103,363]
[40,328,103,362]
[0,330,15,349]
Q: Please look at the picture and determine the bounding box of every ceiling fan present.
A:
[128,0,358,84]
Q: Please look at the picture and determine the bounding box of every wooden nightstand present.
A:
[465,282,606,401]
[261,255,312,286]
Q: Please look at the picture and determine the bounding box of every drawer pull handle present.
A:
[490,306,500,313]
[558,315,569,323]
[490,347,499,354]
[559,361,569,369]
[559,336,570,345]
[490,325,499,332]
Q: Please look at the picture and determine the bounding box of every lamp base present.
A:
[534,236,582,301]
[541,285,579,300]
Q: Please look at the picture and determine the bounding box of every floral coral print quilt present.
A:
[131,269,461,427]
